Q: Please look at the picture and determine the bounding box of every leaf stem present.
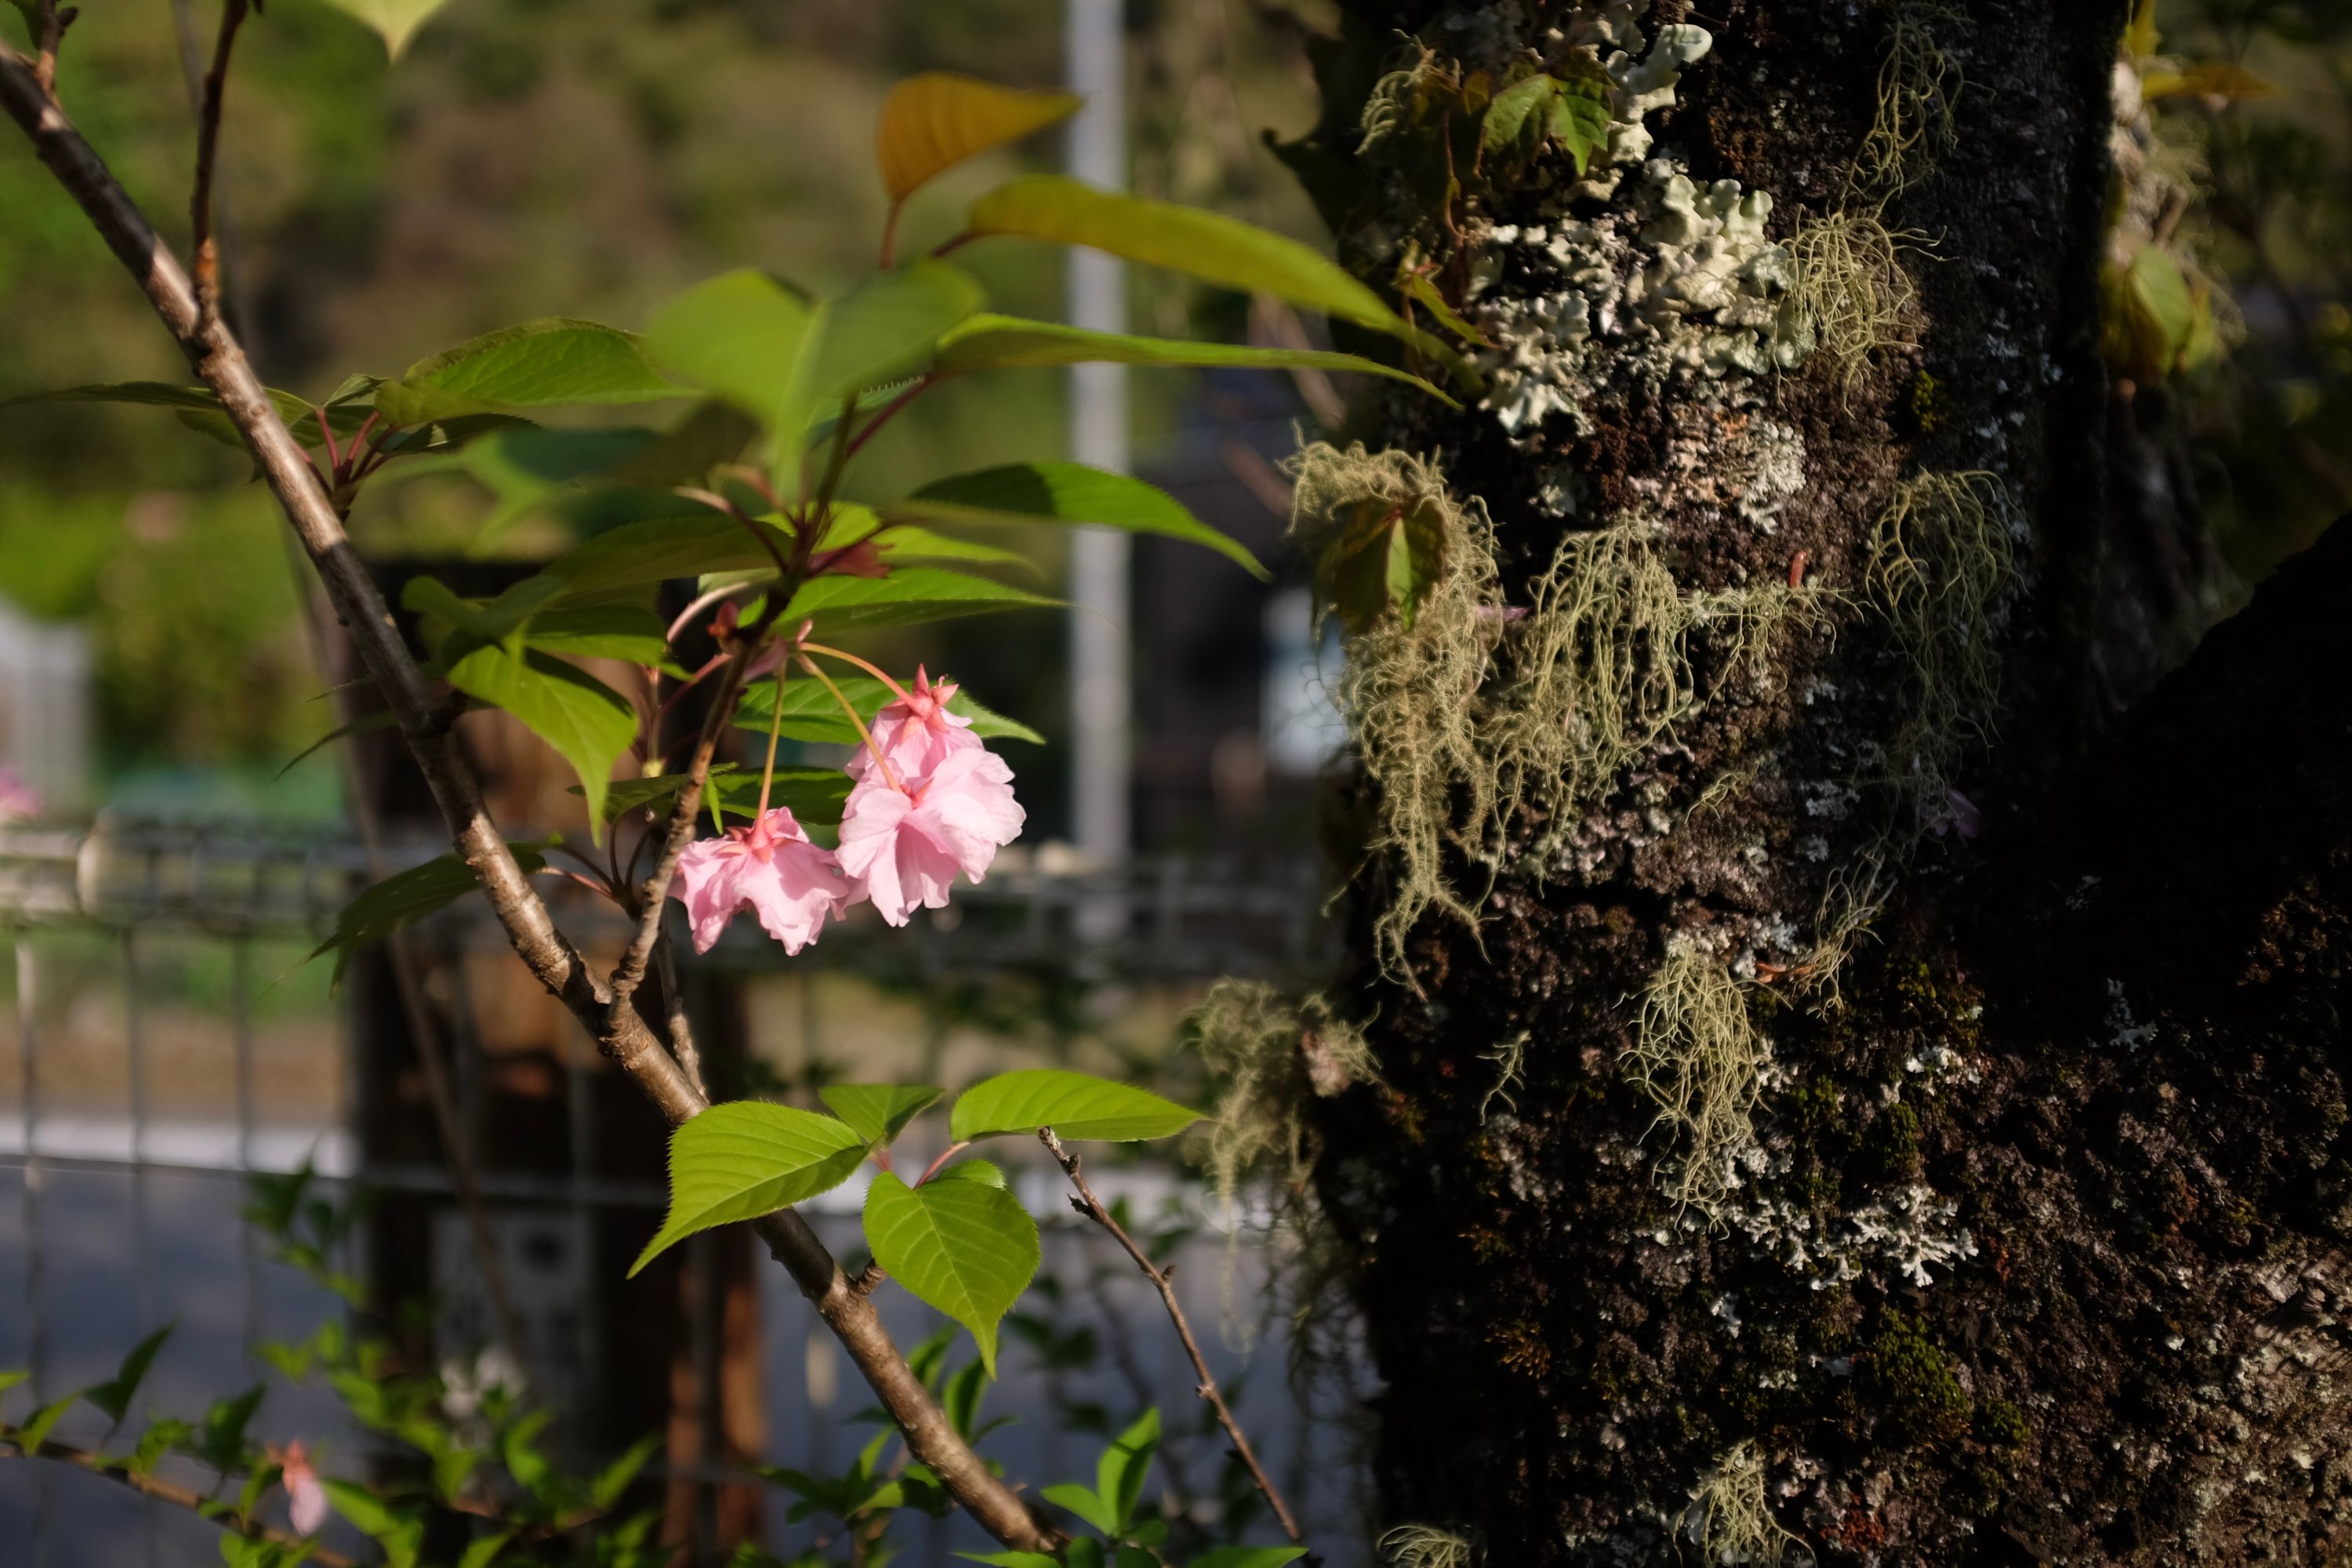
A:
[755,660,789,820]
[799,641,915,702]
[797,653,905,795]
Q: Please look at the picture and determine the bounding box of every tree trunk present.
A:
[1274,2,2352,1561]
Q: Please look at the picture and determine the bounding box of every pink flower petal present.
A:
[668,808,851,953]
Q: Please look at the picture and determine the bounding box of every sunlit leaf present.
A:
[930,314,1449,401]
[862,1171,1038,1377]
[893,461,1267,579]
[314,0,454,58]
[877,74,1082,204]
[949,1069,1205,1143]
[968,175,1408,338]
[441,641,637,833]
[782,564,1058,637]
[631,1102,870,1276]
[820,1085,946,1146]
[375,319,681,425]
[2141,61,2277,101]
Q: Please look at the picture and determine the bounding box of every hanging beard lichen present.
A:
[1185,978,1380,1216]
[1628,946,1771,1213]
[1290,443,1838,978]
[1784,210,1924,403]
[1677,1442,1809,1567]
[1864,469,2017,818]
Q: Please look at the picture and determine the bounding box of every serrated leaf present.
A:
[442,641,637,835]
[644,270,816,430]
[819,1085,945,1146]
[949,1069,1204,1144]
[376,320,681,425]
[782,565,1058,637]
[315,0,452,57]
[930,314,1451,401]
[85,1323,174,1425]
[877,74,1082,205]
[1481,72,1557,167]
[946,1067,1204,1142]
[862,1171,1038,1377]
[543,512,796,603]
[631,1103,870,1276]
[893,462,1267,579]
[929,1159,1007,1189]
[736,674,1043,748]
[305,842,554,983]
[457,425,662,541]
[519,604,670,664]
[969,175,1410,339]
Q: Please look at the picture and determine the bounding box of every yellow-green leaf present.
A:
[862,1171,1038,1376]
[631,1103,871,1276]
[315,0,452,59]
[878,74,1082,205]
[949,1069,1204,1144]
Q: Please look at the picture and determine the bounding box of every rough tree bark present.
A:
[1278,2,2352,1563]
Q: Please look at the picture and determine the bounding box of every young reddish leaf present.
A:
[877,74,1082,205]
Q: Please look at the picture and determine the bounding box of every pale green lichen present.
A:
[1677,1442,1810,1566]
[1478,1029,1530,1121]
[1380,1523,1480,1568]
[1784,210,1924,403]
[1185,978,1379,1214]
[1629,946,1770,1214]
[1849,1,1963,200]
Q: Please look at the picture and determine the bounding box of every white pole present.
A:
[1065,0,1131,868]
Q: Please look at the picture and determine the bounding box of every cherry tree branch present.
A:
[0,1438,361,1568]
[1037,1128,1307,1548]
[189,0,245,326]
[0,52,1057,1555]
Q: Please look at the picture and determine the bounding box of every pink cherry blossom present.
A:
[274,1441,328,1536]
[669,807,852,954]
[846,666,980,790]
[836,746,1025,927]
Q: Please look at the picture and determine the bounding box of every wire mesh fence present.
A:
[0,819,1362,1566]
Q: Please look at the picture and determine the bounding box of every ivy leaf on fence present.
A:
[929,314,1454,402]
[307,841,558,984]
[631,1103,871,1276]
[891,462,1269,579]
[949,1069,1204,1144]
[372,319,683,426]
[877,74,1082,206]
[819,1085,945,1146]
[862,1171,1038,1377]
[736,675,1043,748]
[84,1322,175,1426]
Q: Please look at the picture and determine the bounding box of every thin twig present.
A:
[652,931,706,1100]
[2,1438,361,1568]
[190,0,247,328]
[32,0,67,99]
[1037,1128,1306,1547]
[0,50,1058,1555]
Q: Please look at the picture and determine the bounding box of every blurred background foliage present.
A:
[0,0,1331,820]
[3,0,2350,815]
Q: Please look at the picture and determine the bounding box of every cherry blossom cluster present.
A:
[670,668,1024,953]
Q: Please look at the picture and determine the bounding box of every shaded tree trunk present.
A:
[1279,2,2352,1561]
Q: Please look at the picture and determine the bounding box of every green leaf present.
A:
[1186,1551,1308,1568]
[1097,1407,1160,1533]
[376,320,680,425]
[191,1385,267,1473]
[441,641,637,834]
[861,1171,1038,1376]
[958,1555,1062,1568]
[85,1323,174,1425]
[590,1433,665,1510]
[877,74,1083,204]
[325,1478,427,1567]
[0,1370,24,1403]
[647,263,984,447]
[1317,489,1450,635]
[930,314,1451,401]
[541,512,797,603]
[895,462,1265,578]
[519,604,670,664]
[949,1069,1205,1144]
[1548,67,1613,176]
[736,673,1043,748]
[579,764,850,829]
[314,0,452,57]
[457,1533,517,1568]
[968,176,1410,340]
[1481,73,1558,167]
[1043,1483,1120,1537]
[5,381,373,452]
[818,1085,945,1146]
[1398,271,1490,348]
[305,842,554,983]
[17,1392,76,1451]
[457,425,662,541]
[782,565,1058,637]
[929,1159,1007,1189]
[278,708,408,779]
[630,1102,871,1276]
